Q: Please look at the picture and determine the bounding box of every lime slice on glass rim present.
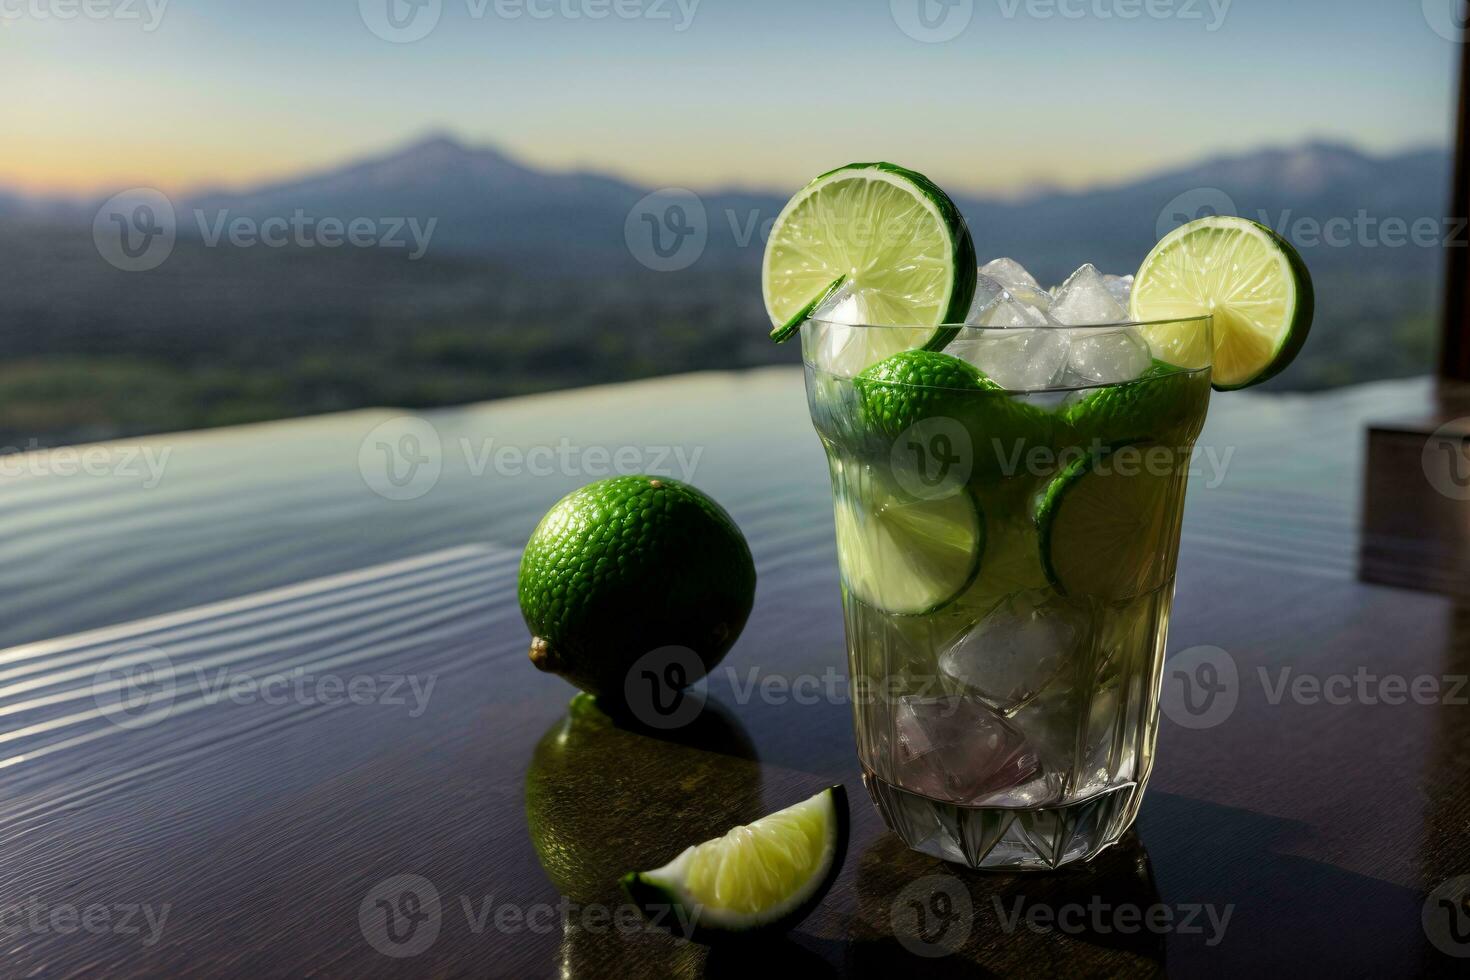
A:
[621,785,848,941]
[1129,215,1313,390]
[1035,441,1183,600]
[763,162,976,371]
[833,475,984,615]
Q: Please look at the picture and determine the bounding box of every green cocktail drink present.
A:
[803,321,1211,869]
[763,161,1311,871]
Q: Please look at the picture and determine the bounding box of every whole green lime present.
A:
[518,475,756,700]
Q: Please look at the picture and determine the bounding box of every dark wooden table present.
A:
[2,369,1467,977]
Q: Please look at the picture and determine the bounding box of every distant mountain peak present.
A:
[408,129,465,151]
[184,131,546,207]
[378,132,475,165]
[1291,138,1364,157]
[1149,139,1426,198]
[358,131,519,173]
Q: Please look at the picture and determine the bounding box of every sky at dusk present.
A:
[2,0,1462,198]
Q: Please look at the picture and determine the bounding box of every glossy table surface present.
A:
[2,369,1467,977]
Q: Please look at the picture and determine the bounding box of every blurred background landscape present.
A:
[2,0,1460,447]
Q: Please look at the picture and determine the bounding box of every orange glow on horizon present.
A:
[2,136,1127,202]
[1,136,341,198]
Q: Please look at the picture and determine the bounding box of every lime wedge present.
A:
[834,475,983,615]
[621,785,848,940]
[1130,216,1313,390]
[763,162,976,369]
[1035,442,1185,600]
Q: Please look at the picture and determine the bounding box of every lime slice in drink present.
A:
[834,476,984,615]
[1130,216,1313,390]
[1035,442,1183,599]
[621,785,848,940]
[763,162,977,371]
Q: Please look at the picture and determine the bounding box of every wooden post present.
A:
[1441,39,1470,382]
[1359,44,1470,594]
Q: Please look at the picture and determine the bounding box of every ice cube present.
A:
[892,695,1041,803]
[1102,273,1133,308]
[1076,667,1126,797]
[966,277,1050,326]
[1008,283,1053,312]
[979,259,1052,312]
[964,273,1010,323]
[1049,264,1128,325]
[938,592,1082,711]
[980,257,1041,292]
[810,279,874,325]
[1066,327,1152,384]
[806,281,929,378]
[969,294,1049,328]
[948,328,1070,390]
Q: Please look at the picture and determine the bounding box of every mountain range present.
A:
[0,133,1451,445]
[2,133,1452,284]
